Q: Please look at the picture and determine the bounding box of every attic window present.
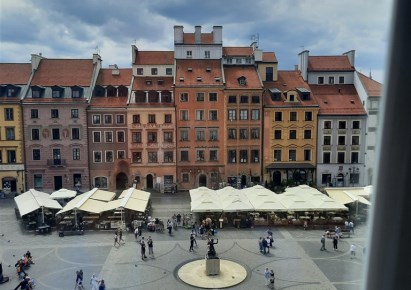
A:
[197,77,202,82]
[157,80,164,85]
[214,77,220,82]
[238,76,247,86]
[206,67,211,72]
[269,88,281,101]
[72,87,83,98]
[179,77,184,82]
[146,80,152,85]
[52,86,64,98]
[187,67,193,72]
[350,100,355,104]
[297,88,311,100]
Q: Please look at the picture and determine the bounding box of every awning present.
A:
[57,188,116,215]
[50,188,77,199]
[325,188,371,205]
[105,188,150,213]
[14,189,62,217]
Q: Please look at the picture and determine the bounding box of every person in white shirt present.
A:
[350,244,356,258]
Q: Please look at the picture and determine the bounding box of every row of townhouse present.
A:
[0,25,382,194]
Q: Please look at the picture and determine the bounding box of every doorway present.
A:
[199,174,207,187]
[241,175,247,188]
[146,174,153,189]
[116,172,128,190]
[54,176,63,190]
[273,171,281,186]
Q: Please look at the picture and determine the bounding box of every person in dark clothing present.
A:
[189,234,195,252]
[99,279,106,290]
[333,236,338,250]
[14,274,30,290]
[262,237,268,254]
[140,237,147,260]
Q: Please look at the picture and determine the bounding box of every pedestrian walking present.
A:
[113,232,120,247]
[98,279,106,290]
[333,235,338,250]
[118,228,124,244]
[303,220,308,230]
[191,229,198,246]
[264,267,270,286]
[75,269,84,289]
[258,237,263,253]
[90,273,99,290]
[134,227,139,241]
[262,236,268,254]
[189,233,195,252]
[147,236,154,257]
[349,221,354,234]
[167,219,172,235]
[268,269,275,289]
[320,235,326,251]
[140,237,147,260]
[350,244,356,258]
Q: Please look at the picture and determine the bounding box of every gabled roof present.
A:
[183,33,214,45]
[224,66,262,89]
[263,70,318,107]
[223,47,253,57]
[308,56,354,72]
[31,59,94,86]
[310,84,367,115]
[175,59,223,86]
[132,77,174,90]
[357,72,382,97]
[96,68,132,86]
[134,51,174,65]
[0,63,31,85]
[262,52,278,63]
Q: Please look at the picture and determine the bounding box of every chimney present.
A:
[343,50,355,67]
[212,26,222,44]
[195,26,202,44]
[254,49,263,62]
[110,64,119,75]
[132,45,138,64]
[298,50,309,81]
[174,25,184,44]
[93,53,102,64]
[31,54,44,71]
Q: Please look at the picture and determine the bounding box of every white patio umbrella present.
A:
[50,188,77,200]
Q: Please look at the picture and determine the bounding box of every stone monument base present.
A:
[205,255,220,275]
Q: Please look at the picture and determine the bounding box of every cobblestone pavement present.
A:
[0,192,369,290]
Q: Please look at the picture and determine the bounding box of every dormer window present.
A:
[206,67,211,72]
[196,77,202,82]
[236,58,242,64]
[289,94,296,102]
[151,68,158,75]
[179,77,184,82]
[186,51,192,58]
[31,86,44,98]
[5,85,19,97]
[187,67,192,72]
[52,86,64,98]
[238,76,247,86]
[93,85,105,97]
[205,51,210,59]
[269,88,281,101]
[227,58,233,64]
[297,88,311,101]
[71,86,83,98]
[215,77,220,82]
[146,80,152,85]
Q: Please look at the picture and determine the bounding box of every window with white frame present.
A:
[323,152,331,163]
[251,109,260,120]
[72,128,80,140]
[274,149,281,161]
[209,129,218,141]
[147,132,157,143]
[180,130,189,141]
[239,109,248,120]
[196,150,205,161]
[32,149,41,161]
[116,114,125,124]
[205,51,210,58]
[104,114,112,124]
[132,132,141,143]
[117,150,125,159]
[352,135,360,145]
[209,92,217,101]
[324,135,331,145]
[71,109,79,118]
[117,131,125,142]
[132,152,142,163]
[180,150,189,161]
[196,92,204,102]
[93,132,101,143]
[186,51,192,58]
[228,109,236,120]
[180,93,188,102]
[94,151,102,162]
[164,132,173,143]
[196,129,205,141]
[324,120,332,129]
[180,110,189,121]
[92,115,101,125]
[210,149,218,161]
[196,110,205,121]
[251,128,260,139]
[73,148,80,160]
[228,128,236,139]
[239,128,248,140]
[209,110,217,121]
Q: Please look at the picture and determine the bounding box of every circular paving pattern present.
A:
[177,258,247,288]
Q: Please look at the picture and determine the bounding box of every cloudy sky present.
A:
[1,0,393,82]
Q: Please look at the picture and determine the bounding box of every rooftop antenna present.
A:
[251,33,259,47]
[369,69,373,79]
[94,46,100,54]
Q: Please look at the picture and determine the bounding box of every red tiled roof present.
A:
[262,52,278,63]
[310,85,367,115]
[263,70,318,107]
[308,56,354,72]
[90,96,128,107]
[0,63,31,85]
[132,77,174,90]
[175,60,223,86]
[223,47,253,57]
[96,68,132,86]
[224,66,262,89]
[134,51,174,65]
[357,72,382,97]
[183,33,214,45]
[31,59,94,86]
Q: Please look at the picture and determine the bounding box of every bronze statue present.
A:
[207,238,218,258]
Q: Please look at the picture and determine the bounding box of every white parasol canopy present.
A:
[50,188,77,200]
